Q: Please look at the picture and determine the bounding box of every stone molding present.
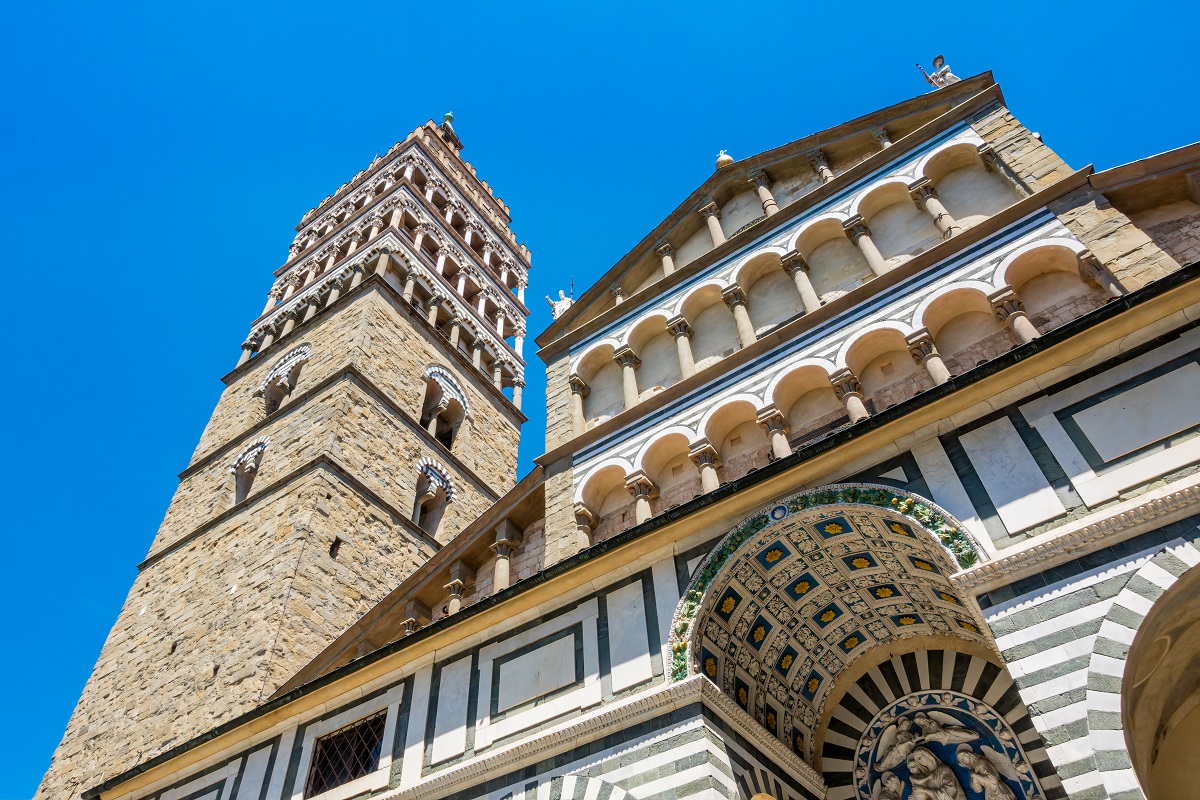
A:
[953,475,1200,593]
[369,675,825,800]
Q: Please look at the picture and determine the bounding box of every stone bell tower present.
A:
[38,115,532,800]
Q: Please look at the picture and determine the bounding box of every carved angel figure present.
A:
[875,716,921,771]
[875,771,904,800]
[912,711,980,745]
[545,290,573,319]
[907,747,967,800]
[957,745,1022,800]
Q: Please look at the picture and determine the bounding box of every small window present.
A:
[304,711,386,798]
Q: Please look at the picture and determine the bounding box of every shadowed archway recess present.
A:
[669,484,989,764]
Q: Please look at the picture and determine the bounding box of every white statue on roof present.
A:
[921,55,961,89]
[546,289,573,319]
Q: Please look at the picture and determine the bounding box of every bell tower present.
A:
[38,115,531,800]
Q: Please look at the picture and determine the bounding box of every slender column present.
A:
[280,308,300,336]
[471,340,483,369]
[366,216,384,240]
[259,326,277,351]
[688,440,722,493]
[261,288,283,315]
[990,287,1040,343]
[655,242,676,276]
[569,375,590,437]
[492,362,504,390]
[781,250,821,314]
[667,315,697,379]
[722,284,757,348]
[1078,250,1126,298]
[349,264,364,288]
[301,296,320,323]
[456,270,469,295]
[843,216,889,277]
[413,225,428,254]
[326,273,346,304]
[807,149,834,184]
[514,326,525,358]
[907,328,951,385]
[517,279,526,305]
[830,368,870,423]
[322,248,338,273]
[426,296,442,326]
[613,346,642,409]
[237,340,257,367]
[491,521,521,592]
[372,250,391,277]
[757,405,792,459]
[448,316,462,348]
[444,581,464,614]
[909,179,961,239]
[512,378,524,411]
[624,471,659,524]
[573,503,597,550]
[872,127,892,149]
[402,274,416,303]
[495,311,507,338]
[699,201,726,247]
[611,284,625,305]
[477,294,488,316]
[444,561,475,616]
[749,171,780,216]
[434,251,447,275]
[426,400,447,435]
[282,273,302,300]
[444,206,455,224]
[343,231,363,257]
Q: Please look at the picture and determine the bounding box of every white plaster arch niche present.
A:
[992,239,1108,336]
[697,392,772,484]
[623,311,680,401]
[572,338,624,429]
[911,280,1016,376]
[915,136,1021,229]
[764,357,845,448]
[732,247,805,336]
[850,177,942,269]
[575,456,636,544]
[633,425,704,512]
[787,212,872,304]
[677,279,742,372]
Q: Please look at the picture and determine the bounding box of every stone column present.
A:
[301,296,320,323]
[280,307,300,337]
[757,405,792,459]
[495,311,507,338]
[624,471,659,525]
[492,361,505,390]
[688,440,722,493]
[781,250,821,314]
[989,287,1040,344]
[412,487,437,526]
[907,328,951,385]
[1078,250,1126,298]
[699,201,726,247]
[843,216,889,277]
[237,340,256,367]
[321,248,338,274]
[326,273,347,304]
[574,503,597,550]
[872,127,892,149]
[514,326,525,359]
[614,347,641,409]
[434,251,447,276]
[722,284,757,348]
[909,179,961,239]
[261,288,283,315]
[750,171,780,216]
[372,250,391,277]
[477,293,489,316]
[344,231,363,258]
[491,520,521,593]
[259,325,277,351]
[456,270,469,296]
[426,296,442,326]
[569,375,590,437]
[517,279,526,305]
[426,400,447,436]
[611,284,625,305]
[282,273,302,300]
[448,316,462,348]
[830,368,870,423]
[366,216,384,240]
[807,149,834,184]
[349,264,365,289]
[667,315,697,379]
[512,378,524,411]
[471,340,483,369]
[656,242,676,276]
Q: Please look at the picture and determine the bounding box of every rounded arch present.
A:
[914,138,986,182]
[676,279,729,322]
[731,246,788,287]
[622,310,672,352]
[910,280,998,332]
[572,339,621,380]
[787,213,850,257]
[230,436,270,474]
[416,456,456,503]
[848,177,914,220]
[698,393,766,445]
[992,239,1088,290]
[423,365,471,416]
[633,425,700,473]
[575,457,634,505]
[764,356,838,406]
[835,320,916,370]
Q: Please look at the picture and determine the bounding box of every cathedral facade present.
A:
[39,73,1200,800]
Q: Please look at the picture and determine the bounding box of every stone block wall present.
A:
[1142,207,1200,267]
[972,107,1072,193]
[37,471,433,800]
[544,349,573,452]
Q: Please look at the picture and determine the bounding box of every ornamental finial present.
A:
[716,149,734,169]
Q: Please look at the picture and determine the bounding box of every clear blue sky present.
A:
[1,1,1194,797]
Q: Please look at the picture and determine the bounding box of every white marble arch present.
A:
[909,279,1000,329]
[696,392,768,442]
[632,425,701,473]
[621,310,673,350]
[912,134,987,180]
[991,237,1088,288]
[676,277,732,317]
[784,211,852,255]
[575,456,636,504]
[571,336,623,376]
[731,244,790,286]
[847,176,916,220]
[763,356,840,404]
[833,319,918,370]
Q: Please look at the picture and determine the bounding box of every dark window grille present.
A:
[304,711,386,797]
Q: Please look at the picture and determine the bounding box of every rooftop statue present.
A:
[918,55,961,89]
[546,289,573,319]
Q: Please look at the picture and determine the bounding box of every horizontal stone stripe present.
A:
[998,615,1106,662]
[1026,682,1087,715]
[587,734,714,784]
[993,601,1110,651]
[1138,558,1184,588]
[634,761,737,800]
[1093,748,1133,770]
[1029,699,1089,731]
[1060,770,1106,797]
[1008,652,1091,687]
[1009,667,1090,706]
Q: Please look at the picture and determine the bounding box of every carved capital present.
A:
[872,127,891,146]
[908,177,938,205]
[667,314,693,338]
[905,328,939,363]
[988,287,1026,321]
[610,284,625,301]
[613,346,641,370]
[493,519,522,551]
[698,200,721,220]
[568,374,591,397]
[574,502,598,531]
[781,250,810,275]
[624,470,659,500]
[805,148,829,170]
[688,439,722,469]
[721,283,748,308]
[655,241,674,258]
[842,215,871,242]
[748,170,772,189]
[830,368,864,400]
[756,405,790,435]
[287,272,306,287]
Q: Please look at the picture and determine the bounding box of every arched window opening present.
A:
[257,345,311,415]
[412,458,456,538]
[419,367,470,451]
[230,438,269,504]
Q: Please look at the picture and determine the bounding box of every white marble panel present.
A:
[430,656,472,765]
[496,633,576,713]
[651,557,680,674]
[399,666,431,788]
[1072,363,1200,462]
[910,437,991,554]
[607,581,654,692]
[959,417,1066,534]
[233,746,273,800]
